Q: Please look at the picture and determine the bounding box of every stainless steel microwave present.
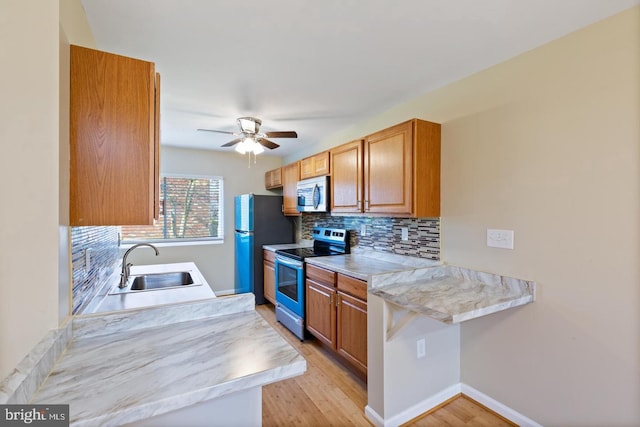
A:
[296,176,329,212]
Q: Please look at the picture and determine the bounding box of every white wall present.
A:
[299,6,640,425]
[126,146,286,294]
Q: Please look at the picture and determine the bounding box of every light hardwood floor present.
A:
[257,304,514,426]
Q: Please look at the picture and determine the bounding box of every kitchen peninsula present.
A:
[2,295,306,427]
[305,249,535,426]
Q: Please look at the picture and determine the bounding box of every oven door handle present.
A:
[276,256,304,269]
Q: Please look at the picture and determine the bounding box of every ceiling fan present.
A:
[197,117,297,154]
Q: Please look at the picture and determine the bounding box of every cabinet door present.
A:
[263,261,276,304]
[282,162,300,216]
[265,168,282,189]
[70,45,158,225]
[153,72,161,220]
[330,140,363,213]
[301,152,330,179]
[364,121,413,215]
[306,279,336,348]
[299,157,314,180]
[312,151,330,176]
[336,291,367,376]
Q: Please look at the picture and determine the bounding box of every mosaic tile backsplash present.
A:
[301,214,440,260]
[71,226,120,314]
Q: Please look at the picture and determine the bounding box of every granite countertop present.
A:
[304,250,535,324]
[305,251,441,281]
[31,295,306,427]
[86,262,215,314]
[369,266,535,324]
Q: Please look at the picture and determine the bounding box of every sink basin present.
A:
[130,271,195,291]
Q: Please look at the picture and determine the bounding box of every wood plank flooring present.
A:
[257,304,515,427]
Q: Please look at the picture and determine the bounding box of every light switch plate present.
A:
[360,224,367,236]
[487,229,514,249]
[417,338,426,358]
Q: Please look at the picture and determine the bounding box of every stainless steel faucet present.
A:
[119,243,160,288]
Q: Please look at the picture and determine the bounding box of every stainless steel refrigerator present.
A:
[235,194,294,304]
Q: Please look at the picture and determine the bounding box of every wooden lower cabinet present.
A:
[336,291,368,374]
[305,279,336,347]
[263,250,276,304]
[305,264,367,377]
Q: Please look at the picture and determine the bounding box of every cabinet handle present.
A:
[364,200,369,211]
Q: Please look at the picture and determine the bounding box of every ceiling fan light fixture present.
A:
[252,140,264,155]
[234,139,248,154]
[235,136,264,155]
[237,117,261,134]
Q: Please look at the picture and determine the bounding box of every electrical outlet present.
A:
[487,229,514,249]
[360,224,367,236]
[84,248,92,272]
[401,227,409,241]
[417,338,426,359]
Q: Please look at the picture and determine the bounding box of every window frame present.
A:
[120,173,224,246]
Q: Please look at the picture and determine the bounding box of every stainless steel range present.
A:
[274,227,350,340]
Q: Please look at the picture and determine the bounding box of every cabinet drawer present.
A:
[306,264,336,286]
[263,249,276,264]
[337,274,367,301]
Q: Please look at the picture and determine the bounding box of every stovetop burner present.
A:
[275,227,350,262]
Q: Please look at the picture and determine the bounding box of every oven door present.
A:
[275,255,305,317]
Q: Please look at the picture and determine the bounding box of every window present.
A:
[121,175,224,243]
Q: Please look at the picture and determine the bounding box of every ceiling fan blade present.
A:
[197,128,237,135]
[221,138,243,147]
[264,131,297,138]
[257,138,280,149]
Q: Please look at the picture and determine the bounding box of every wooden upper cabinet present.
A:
[330,119,440,217]
[364,121,413,215]
[153,72,161,220]
[70,45,160,226]
[330,140,364,213]
[265,167,283,189]
[282,162,300,216]
[300,151,330,179]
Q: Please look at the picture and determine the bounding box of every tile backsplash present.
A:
[71,226,120,314]
[301,214,440,260]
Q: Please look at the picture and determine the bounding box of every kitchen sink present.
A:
[130,271,195,290]
[107,270,203,294]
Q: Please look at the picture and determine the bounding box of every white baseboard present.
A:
[364,383,543,427]
[460,383,543,427]
[365,383,461,427]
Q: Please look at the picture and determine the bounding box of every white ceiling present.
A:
[81,0,638,157]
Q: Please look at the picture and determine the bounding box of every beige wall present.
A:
[448,8,639,425]
[126,146,286,294]
[58,0,96,323]
[295,6,640,425]
[0,0,60,380]
[0,0,95,381]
